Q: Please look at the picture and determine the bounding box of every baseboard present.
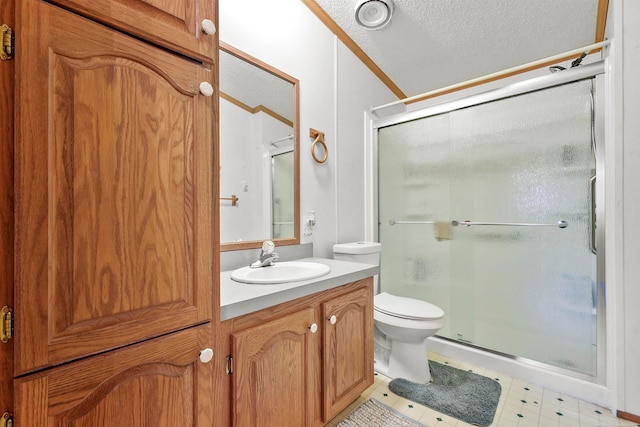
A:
[617,410,640,423]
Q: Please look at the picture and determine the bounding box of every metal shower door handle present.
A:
[590,175,597,255]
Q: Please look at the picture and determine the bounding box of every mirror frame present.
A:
[219,41,300,251]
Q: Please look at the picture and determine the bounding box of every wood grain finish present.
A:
[0,0,15,414]
[323,286,374,421]
[14,324,214,426]
[45,0,216,63]
[618,410,640,424]
[14,0,214,375]
[232,308,320,427]
[595,0,609,43]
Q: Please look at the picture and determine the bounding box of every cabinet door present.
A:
[14,324,214,426]
[14,0,215,375]
[46,0,216,62]
[323,283,374,421]
[232,308,321,427]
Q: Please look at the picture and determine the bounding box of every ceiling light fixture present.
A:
[354,0,394,30]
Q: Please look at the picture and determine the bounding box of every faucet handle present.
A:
[261,240,275,255]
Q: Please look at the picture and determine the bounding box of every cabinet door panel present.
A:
[46,0,216,62]
[15,0,214,375]
[15,325,214,426]
[232,308,320,427]
[323,283,374,420]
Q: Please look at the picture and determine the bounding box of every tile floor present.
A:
[326,352,640,427]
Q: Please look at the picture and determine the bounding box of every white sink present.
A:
[231,261,331,284]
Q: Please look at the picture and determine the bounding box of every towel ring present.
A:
[309,128,328,164]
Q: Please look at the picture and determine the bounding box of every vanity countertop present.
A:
[220,257,378,321]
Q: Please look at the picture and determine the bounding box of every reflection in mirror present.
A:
[272,150,294,238]
[219,42,299,251]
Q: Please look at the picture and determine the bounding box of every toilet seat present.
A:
[374,292,444,321]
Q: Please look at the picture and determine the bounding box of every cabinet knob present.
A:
[308,323,318,334]
[201,19,216,35]
[328,315,337,325]
[199,348,214,364]
[199,82,214,97]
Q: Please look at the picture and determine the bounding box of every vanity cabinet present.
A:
[2,0,218,423]
[224,278,374,427]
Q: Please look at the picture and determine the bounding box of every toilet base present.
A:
[388,340,431,383]
[374,333,432,383]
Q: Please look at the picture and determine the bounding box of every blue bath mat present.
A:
[389,361,501,427]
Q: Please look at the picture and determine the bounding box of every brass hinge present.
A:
[1,412,13,427]
[1,24,14,61]
[226,355,233,375]
[1,306,13,343]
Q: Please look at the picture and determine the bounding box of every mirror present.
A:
[219,42,300,251]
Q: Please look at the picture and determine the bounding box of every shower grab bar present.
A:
[452,220,568,228]
[389,220,435,225]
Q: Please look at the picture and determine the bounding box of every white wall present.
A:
[335,43,398,245]
[220,101,292,242]
[219,0,395,257]
[219,99,263,242]
[611,0,640,416]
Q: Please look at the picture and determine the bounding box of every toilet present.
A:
[333,241,445,383]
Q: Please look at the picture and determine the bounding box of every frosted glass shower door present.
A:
[271,151,294,238]
[378,79,597,377]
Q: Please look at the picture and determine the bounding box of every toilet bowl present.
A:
[332,241,445,384]
[374,292,444,383]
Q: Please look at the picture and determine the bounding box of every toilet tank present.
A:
[333,241,381,265]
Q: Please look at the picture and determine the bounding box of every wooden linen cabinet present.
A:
[1,0,219,424]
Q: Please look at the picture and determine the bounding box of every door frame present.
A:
[0,0,15,416]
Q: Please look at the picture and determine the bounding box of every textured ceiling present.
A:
[313,0,601,98]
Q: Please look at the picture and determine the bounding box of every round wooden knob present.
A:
[201,19,216,35]
[199,82,214,97]
[199,348,214,364]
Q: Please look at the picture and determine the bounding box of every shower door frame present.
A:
[369,61,607,385]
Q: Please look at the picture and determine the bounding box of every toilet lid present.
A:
[374,292,444,320]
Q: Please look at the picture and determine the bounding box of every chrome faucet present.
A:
[250,240,279,268]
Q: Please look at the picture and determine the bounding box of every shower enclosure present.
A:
[375,63,605,382]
